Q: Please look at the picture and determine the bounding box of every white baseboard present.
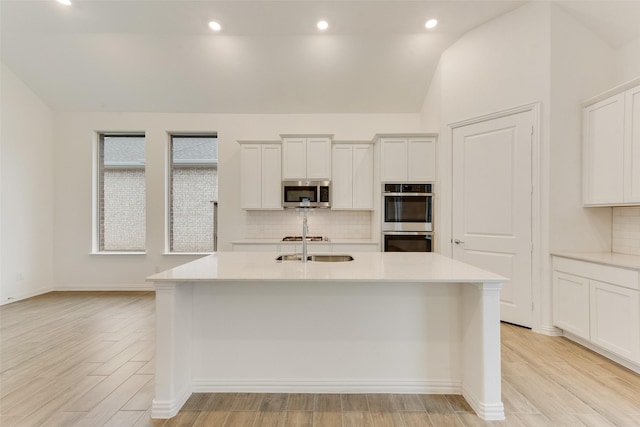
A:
[535,325,563,336]
[462,384,505,421]
[0,287,54,306]
[151,384,191,419]
[191,379,461,394]
[563,332,640,374]
[54,284,154,292]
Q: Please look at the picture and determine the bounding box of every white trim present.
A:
[162,252,213,256]
[90,251,147,255]
[191,379,460,394]
[462,384,506,421]
[582,76,640,107]
[91,132,100,253]
[55,284,154,291]
[562,331,640,374]
[0,287,54,306]
[151,384,191,419]
[535,325,563,336]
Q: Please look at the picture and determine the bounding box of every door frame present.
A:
[445,102,543,331]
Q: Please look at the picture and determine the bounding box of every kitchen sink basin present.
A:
[308,255,354,262]
[275,254,305,261]
[275,254,354,262]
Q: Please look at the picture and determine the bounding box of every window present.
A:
[96,134,146,252]
[168,134,218,252]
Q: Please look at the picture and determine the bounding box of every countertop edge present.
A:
[551,252,640,270]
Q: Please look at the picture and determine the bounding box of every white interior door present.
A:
[452,110,533,327]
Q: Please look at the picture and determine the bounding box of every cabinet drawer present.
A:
[553,257,639,290]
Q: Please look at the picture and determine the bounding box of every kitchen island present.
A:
[147,252,506,420]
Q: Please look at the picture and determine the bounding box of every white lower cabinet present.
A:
[552,256,640,367]
[553,271,590,340]
[590,280,640,361]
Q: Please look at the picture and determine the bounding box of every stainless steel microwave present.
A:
[282,181,331,208]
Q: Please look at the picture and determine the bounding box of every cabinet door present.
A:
[553,271,590,340]
[240,145,262,209]
[583,94,625,205]
[380,138,408,182]
[306,138,331,180]
[624,85,640,203]
[408,137,436,182]
[590,280,640,363]
[353,144,373,209]
[282,138,307,180]
[261,144,283,209]
[331,144,353,209]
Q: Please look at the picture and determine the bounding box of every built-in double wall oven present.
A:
[382,183,434,252]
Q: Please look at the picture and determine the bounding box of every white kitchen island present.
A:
[147,252,506,420]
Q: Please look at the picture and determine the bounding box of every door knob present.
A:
[453,239,464,244]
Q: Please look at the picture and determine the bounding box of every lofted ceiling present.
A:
[1,0,639,114]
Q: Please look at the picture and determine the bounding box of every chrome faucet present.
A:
[302,213,308,263]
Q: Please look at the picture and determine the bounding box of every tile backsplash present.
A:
[245,210,372,240]
[612,207,640,255]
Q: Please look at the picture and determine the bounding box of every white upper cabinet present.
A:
[583,80,640,206]
[332,143,373,210]
[240,142,282,210]
[625,85,640,203]
[282,136,331,180]
[380,136,436,182]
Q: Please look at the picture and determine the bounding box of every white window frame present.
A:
[91,131,146,254]
[164,132,218,255]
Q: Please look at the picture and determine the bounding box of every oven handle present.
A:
[383,192,433,196]
[382,231,433,236]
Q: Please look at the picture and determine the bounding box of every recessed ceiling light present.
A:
[425,19,438,29]
[317,20,329,31]
[209,21,222,32]
[57,0,72,6]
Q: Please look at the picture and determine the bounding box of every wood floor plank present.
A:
[254,410,287,427]
[103,410,146,427]
[316,394,342,412]
[401,411,434,427]
[222,410,257,427]
[231,393,264,411]
[341,394,369,412]
[426,413,464,426]
[313,411,343,427]
[287,394,315,411]
[392,394,425,411]
[259,393,288,412]
[192,410,229,427]
[366,394,398,412]
[284,411,313,427]
[63,361,146,412]
[343,411,373,427]
[368,411,404,427]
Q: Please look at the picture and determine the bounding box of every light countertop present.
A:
[552,252,640,270]
[147,251,505,283]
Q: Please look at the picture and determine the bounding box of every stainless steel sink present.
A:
[307,255,354,262]
[275,254,305,261]
[275,254,354,262]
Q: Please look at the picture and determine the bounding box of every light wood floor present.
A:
[1,292,640,426]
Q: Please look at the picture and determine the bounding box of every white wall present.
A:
[419,1,619,333]
[549,3,615,255]
[53,112,420,289]
[615,38,640,84]
[0,63,55,304]
[421,1,551,301]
